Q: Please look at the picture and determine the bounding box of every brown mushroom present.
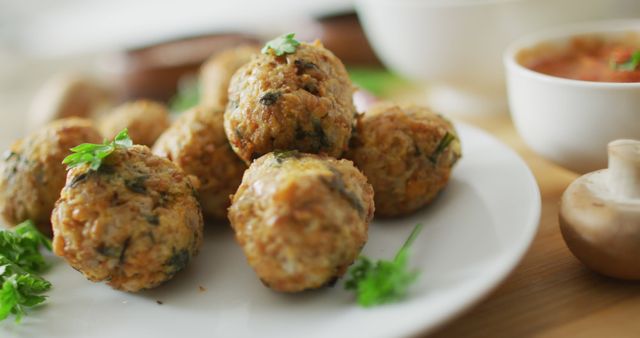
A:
[559,139,640,280]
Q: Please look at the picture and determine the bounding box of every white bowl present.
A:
[356,0,630,98]
[505,20,640,174]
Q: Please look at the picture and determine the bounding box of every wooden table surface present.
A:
[425,113,640,338]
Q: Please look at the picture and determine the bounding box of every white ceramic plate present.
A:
[1,123,540,338]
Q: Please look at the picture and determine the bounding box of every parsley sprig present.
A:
[62,129,132,171]
[0,220,52,322]
[610,50,640,71]
[345,223,425,307]
[0,221,51,273]
[261,33,300,56]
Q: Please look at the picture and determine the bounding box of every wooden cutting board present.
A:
[428,114,640,338]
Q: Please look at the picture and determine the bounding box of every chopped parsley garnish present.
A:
[0,220,53,322]
[345,223,425,307]
[259,91,281,106]
[62,129,132,171]
[273,150,299,163]
[611,50,640,71]
[261,33,300,56]
[166,249,190,274]
[429,132,456,164]
[169,77,199,113]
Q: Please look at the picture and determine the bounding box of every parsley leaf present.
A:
[62,128,132,171]
[0,221,53,322]
[0,220,51,274]
[169,77,199,113]
[261,33,300,56]
[0,257,51,322]
[345,223,425,307]
[348,67,411,97]
[611,50,640,71]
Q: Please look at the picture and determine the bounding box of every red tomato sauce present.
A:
[528,37,640,82]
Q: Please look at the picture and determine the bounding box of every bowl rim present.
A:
[504,19,640,89]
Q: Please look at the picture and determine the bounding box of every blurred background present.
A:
[1,0,639,145]
[0,0,386,142]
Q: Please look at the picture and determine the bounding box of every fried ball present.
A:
[346,103,461,217]
[51,145,203,292]
[0,118,102,234]
[200,45,260,109]
[228,152,374,292]
[99,100,171,146]
[153,106,246,220]
[224,41,356,164]
[28,73,113,130]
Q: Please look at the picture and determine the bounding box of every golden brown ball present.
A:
[224,41,356,164]
[99,100,171,146]
[52,145,203,292]
[28,73,113,130]
[228,152,374,292]
[153,106,246,220]
[200,45,260,109]
[346,103,461,217]
[0,118,102,234]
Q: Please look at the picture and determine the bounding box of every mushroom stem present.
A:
[607,139,640,199]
